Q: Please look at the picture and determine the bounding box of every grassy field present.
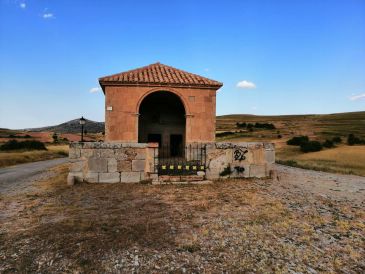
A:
[217,111,365,176]
[0,144,69,168]
[276,145,365,176]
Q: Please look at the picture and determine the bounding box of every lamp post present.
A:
[79,116,86,142]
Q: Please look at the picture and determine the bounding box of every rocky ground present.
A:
[0,164,364,273]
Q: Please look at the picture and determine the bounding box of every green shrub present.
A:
[236,122,246,128]
[300,141,322,152]
[332,136,342,143]
[216,131,235,138]
[322,139,334,148]
[0,140,47,151]
[287,136,309,146]
[347,134,365,145]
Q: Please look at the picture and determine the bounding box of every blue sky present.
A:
[0,0,364,128]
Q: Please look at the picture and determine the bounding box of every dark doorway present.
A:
[170,134,183,157]
[147,134,162,147]
[138,91,186,155]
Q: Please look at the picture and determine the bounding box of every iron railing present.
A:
[155,143,207,175]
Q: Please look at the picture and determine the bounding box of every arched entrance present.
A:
[138,91,186,156]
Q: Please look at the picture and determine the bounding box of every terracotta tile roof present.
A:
[99,62,223,89]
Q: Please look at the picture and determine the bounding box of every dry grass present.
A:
[0,166,364,273]
[0,145,68,168]
[276,145,365,176]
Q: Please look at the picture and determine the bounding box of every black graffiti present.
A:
[234,148,248,161]
[234,166,245,173]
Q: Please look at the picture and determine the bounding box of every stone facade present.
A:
[68,142,155,184]
[68,141,275,184]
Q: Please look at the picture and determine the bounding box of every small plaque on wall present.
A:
[106,106,113,111]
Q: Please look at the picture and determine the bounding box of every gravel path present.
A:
[274,164,365,203]
[0,158,68,196]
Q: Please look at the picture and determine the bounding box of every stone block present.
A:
[132,159,145,172]
[67,174,75,186]
[120,172,141,183]
[70,161,83,172]
[250,148,266,164]
[99,172,120,183]
[135,148,146,160]
[69,148,81,159]
[265,164,275,177]
[249,165,266,178]
[80,149,94,158]
[85,172,99,183]
[265,149,275,164]
[100,149,115,158]
[117,160,132,171]
[88,158,108,172]
[115,148,137,160]
[107,158,118,172]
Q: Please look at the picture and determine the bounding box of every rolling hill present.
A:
[24,119,105,134]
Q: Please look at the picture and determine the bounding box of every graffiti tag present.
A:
[233,148,248,161]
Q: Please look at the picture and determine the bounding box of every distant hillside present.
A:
[216,111,365,139]
[24,119,105,134]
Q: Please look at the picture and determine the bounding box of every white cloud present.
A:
[236,80,256,89]
[43,13,54,19]
[349,93,365,101]
[251,106,258,110]
[89,87,101,93]
[20,3,26,9]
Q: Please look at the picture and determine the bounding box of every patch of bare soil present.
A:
[0,164,364,273]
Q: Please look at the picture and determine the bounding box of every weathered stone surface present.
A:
[67,174,75,185]
[132,159,145,171]
[115,148,137,160]
[117,160,131,171]
[99,172,120,183]
[88,158,108,172]
[249,165,266,178]
[80,149,94,158]
[149,173,158,181]
[120,172,141,183]
[68,172,83,182]
[68,141,275,183]
[69,148,81,159]
[265,149,275,164]
[107,158,118,172]
[70,161,83,172]
[135,148,146,160]
[100,149,115,158]
[85,172,99,183]
[230,164,250,178]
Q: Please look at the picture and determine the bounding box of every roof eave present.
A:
[98,81,223,91]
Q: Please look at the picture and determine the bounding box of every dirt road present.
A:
[0,158,68,195]
[274,164,365,204]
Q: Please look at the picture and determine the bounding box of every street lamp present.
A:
[79,116,86,142]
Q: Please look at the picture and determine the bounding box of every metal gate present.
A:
[155,144,207,175]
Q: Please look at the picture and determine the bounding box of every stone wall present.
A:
[205,142,275,179]
[68,142,157,184]
[68,141,275,184]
